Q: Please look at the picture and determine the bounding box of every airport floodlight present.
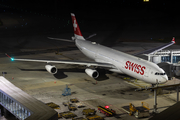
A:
[143,0,149,2]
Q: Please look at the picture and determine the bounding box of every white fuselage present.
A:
[75,39,168,84]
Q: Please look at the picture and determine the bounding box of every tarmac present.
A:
[0,48,180,120]
[0,6,180,120]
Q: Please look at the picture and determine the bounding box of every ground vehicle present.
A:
[63,102,70,106]
[86,115,104,120]
[82,108,96,116]
[122,102,150,118]
[59,111,77,119]
[72,117,87,120]
[70,98,79,103]
[75,102,85,108]
[98,106,116,117]
[68,104,77,111]
[45,102,60,109]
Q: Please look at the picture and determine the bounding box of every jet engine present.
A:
[45,65,57,74]
[85,68,99,79]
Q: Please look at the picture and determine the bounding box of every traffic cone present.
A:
[54,80,56,83]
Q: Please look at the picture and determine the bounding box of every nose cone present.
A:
[160,75,168,84]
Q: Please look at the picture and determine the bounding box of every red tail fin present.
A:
[172,37,175,44]
[71,13,85,40]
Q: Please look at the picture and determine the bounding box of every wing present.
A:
[134,37,175,55]
[47,37,74,42]
[48,34,96,42]
[6,54,116,69]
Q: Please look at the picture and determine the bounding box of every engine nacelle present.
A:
[85,68,99,79]
[45,65,57,74]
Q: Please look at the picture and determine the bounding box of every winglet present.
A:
[5,53,14,61]
[172,37,175,44]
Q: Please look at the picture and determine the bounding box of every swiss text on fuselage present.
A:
[125,61,146,75]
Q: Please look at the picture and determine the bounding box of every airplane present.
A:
[6,13,176,85]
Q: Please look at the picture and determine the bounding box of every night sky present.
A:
[0,0,179,52]
[1,0,178,16]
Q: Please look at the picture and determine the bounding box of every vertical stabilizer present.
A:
[71,13,85,40]
[172,37,175,44]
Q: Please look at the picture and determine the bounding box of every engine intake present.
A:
[85,68,99,79]
[45,65,57,74]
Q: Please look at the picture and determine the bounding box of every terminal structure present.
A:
[147,49,180,64]
[145,49,180,77]
[0,76,58,120]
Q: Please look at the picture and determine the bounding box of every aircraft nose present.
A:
[160,75,168,84]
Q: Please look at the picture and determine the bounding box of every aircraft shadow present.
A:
[18,68,84,79]
[53,71,67,79]
[54,68,85,79]
[19,68,47,72]
[95,69,109,81]
[95,75,109,81]
[18,68,109,80]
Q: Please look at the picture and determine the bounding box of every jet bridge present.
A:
[147,49,180,64]
[0,76,58,120]
[146,49,180,78]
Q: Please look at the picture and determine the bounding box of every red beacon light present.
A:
[105,105,109,109]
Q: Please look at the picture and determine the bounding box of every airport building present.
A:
[0,77,58,120]
[147,49,180,77]
[147,49,180,64]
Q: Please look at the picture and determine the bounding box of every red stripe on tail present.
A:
[71,13,82,36]
[172,37,175,44]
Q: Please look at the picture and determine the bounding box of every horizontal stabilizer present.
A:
[47,37,74,42]
[85,33,97,40]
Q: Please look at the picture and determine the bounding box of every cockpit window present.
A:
[160,73,166,75]
[155,72,166,75]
